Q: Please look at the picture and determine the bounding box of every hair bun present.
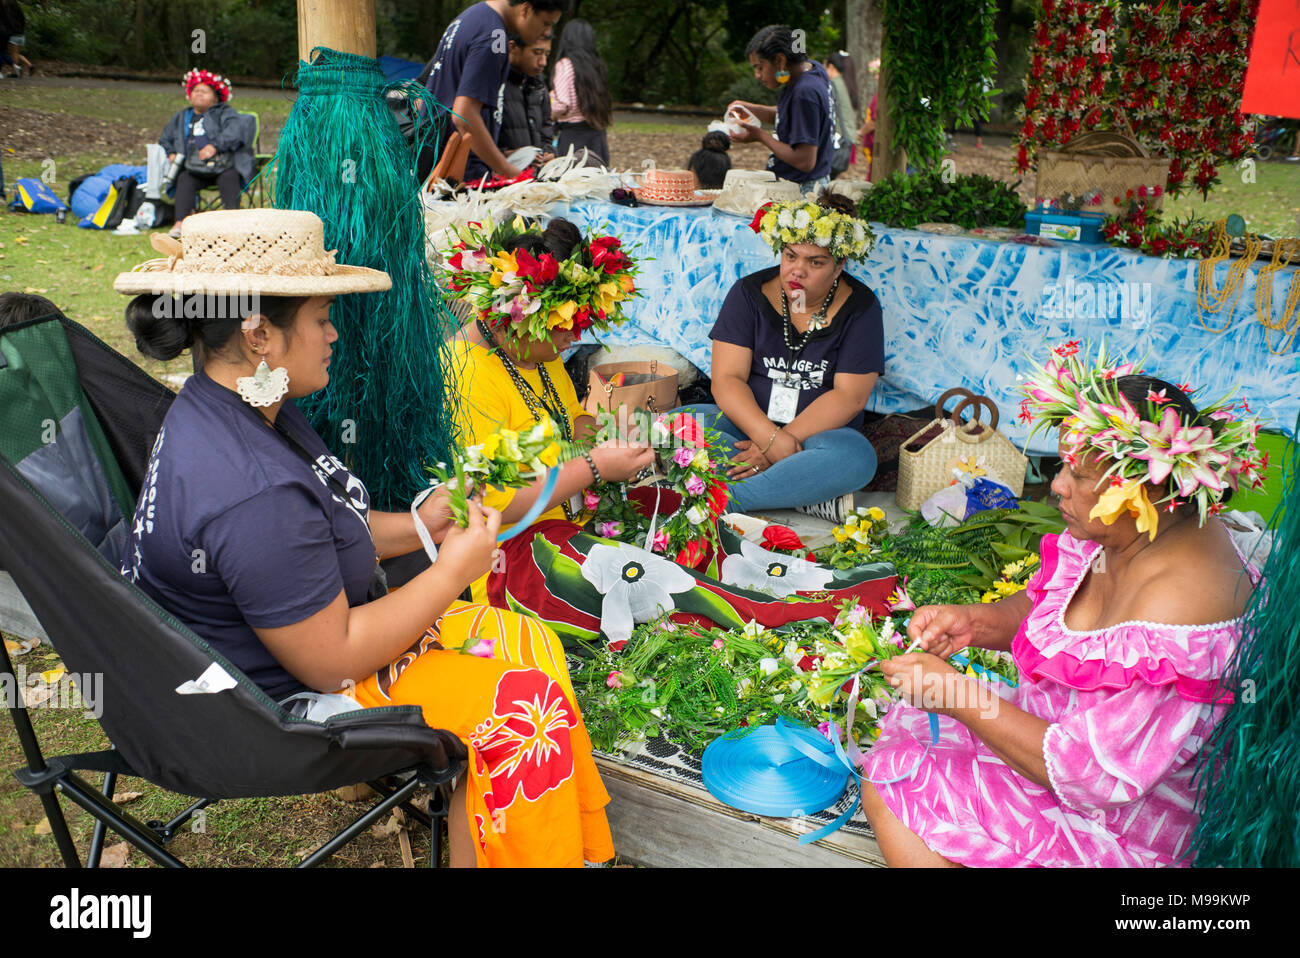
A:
[125,294,194,361]
[816,190,857,216]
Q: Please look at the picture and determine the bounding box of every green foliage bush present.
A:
[858,168,1027,230]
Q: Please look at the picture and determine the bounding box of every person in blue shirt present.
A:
[727,24,839,194]
[417,0,568,184]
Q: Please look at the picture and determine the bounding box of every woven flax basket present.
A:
[896,389,1029,512]
[1035,131,1170,215]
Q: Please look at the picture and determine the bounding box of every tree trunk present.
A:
[297,0,377,61]
[846,0,883,112]
[872,47,907,179]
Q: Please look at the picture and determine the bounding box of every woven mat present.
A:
[596,732,870,838]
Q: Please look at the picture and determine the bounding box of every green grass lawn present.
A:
[1162,159,1300,239]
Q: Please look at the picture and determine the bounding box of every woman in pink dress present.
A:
[860,344,1267,867]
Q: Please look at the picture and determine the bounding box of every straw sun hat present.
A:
[113,209,392,297]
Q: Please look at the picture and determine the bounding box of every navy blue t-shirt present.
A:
[423,1,510,181]
[768,61,838,184]
[120,370,376,700]
[709,266,884,430]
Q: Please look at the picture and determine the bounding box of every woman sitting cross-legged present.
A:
[441,216,656,602]
[115,209,615,868]
[679,191,881,523]
[862,344,1267,867]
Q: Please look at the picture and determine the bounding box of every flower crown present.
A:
[751,199,876,262]
[1019,340,1266,537]
[183,68,232,102]
[437,217,639,343]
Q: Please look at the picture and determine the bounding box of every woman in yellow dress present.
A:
[116,209,613,867]
[442,217,655,601]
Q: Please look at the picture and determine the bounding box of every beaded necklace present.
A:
[780,277,840,356]
[477,319,576,520]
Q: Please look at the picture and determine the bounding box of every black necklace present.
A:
[477,320,576,520]
[781,278,840,356]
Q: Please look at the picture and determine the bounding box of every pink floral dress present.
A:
[861,531,1259,867]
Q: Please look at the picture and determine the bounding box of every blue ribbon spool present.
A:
[702,722,850,821]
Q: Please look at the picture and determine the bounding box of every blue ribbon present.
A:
[948,651,1018,687]
[495,466,559,543]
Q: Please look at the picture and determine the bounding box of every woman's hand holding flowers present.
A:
[438,498,502,582]
[590,439,656,483]
[906,604,978,660]
[880,652,965,713]
[415,485,458,544]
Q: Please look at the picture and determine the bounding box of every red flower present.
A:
[669,413,705,448]
[707,479,729,517]
[676,539,708,569]
[761,525,805,554]
[472,669,577,813]
[513,246,540,279]
[448,251,464,270]
[749,202,773,233]
[537,253,559,283]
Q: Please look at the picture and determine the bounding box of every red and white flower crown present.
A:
[183,68,232,103]
[1020,340,1266,536]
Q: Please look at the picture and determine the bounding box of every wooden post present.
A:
[872,36,907,179]
[297,0,377,62]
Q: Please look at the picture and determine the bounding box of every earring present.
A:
[236,357,290,407]
[776,69,791,84]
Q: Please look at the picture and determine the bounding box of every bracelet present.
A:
[583,451,603,485]
[759,427,781,456]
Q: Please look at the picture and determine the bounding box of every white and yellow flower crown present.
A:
[1020,340,1267,539]
[753,200,876,262]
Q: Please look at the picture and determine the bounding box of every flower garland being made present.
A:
[588,410,732,570]
[752,199,876,262]
[1019,340,1266,535]
[427,416,568,528]
[436,216,639,343]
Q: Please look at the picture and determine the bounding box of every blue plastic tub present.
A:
[1024,209,1106,244]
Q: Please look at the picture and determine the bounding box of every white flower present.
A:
[778,209,794,229]
[782,640,803,667]
[738,677,753,698]
[741,619,766,639]
[793,208,812,230]
[650,417,671,444]
[859,697,878,721]
[684,505,706,526]
[759,657,780,677]
[580,542,697,644]
[720,539,834,597]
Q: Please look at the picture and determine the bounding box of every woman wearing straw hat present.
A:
[114,209,615,868]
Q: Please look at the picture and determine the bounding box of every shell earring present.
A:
[236,355,290,407]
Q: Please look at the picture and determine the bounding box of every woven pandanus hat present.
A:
[114,209,392,296]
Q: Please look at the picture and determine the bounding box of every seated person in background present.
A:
[678,191,881,523]
[444,217,654,601]
[687,131,732,189]
[158,69,254,237]
[864,351,1265,867]
[115,209,615,867]
[499,31,556,166]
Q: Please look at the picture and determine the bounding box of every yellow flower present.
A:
[870,726,882,740]
[538,442,561,468]
[1000,560,1024,578]
[1024,553,1040,567]
[1089,478,1159,542]
[834,527,850,543]
[547,300,578,329]
[481,432,503,460]
[496,428,522,461]
[489,250,519,275]
[993,580,1025,596]
[981,591,998,603]
[596,282,621,313]
[867,507,886,522]
[619,274,636,294]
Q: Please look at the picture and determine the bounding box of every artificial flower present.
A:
[1089,477,1160,541]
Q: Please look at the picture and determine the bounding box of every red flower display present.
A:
[1015,0,1257,200]
[669,412,705,448]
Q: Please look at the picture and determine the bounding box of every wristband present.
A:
[583,451,603,485]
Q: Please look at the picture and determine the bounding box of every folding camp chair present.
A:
[0,314,466,867]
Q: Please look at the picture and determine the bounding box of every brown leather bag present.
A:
[583,359,680,417]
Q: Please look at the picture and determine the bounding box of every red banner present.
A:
[1240,0,1300,118]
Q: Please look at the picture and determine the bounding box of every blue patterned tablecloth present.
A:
[563,199,1299,456]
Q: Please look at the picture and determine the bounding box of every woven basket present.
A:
[1035,132,1170,215]
[896,389,1029,512]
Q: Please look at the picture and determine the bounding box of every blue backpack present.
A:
[9,178,69,214]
